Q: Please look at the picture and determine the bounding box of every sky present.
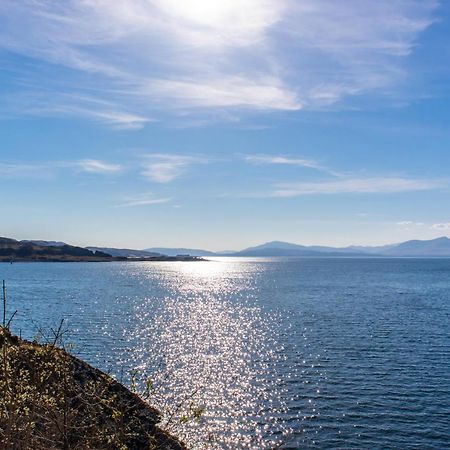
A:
[1,0,450,251]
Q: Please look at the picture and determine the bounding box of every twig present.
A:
[6,310,17,329]
[51,319,65,348]
[2,280,6,327]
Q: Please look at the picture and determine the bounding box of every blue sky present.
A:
[1,0,450,250]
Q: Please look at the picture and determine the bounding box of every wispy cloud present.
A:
[19,93,151,129]
[73,159,123,174]
[0,0,437,125]
[431,222,450,230]
[244,154,340,175]
[396,221,450,231]
[59,107,150,130]
[148,77,301,111]
[141,154,206,183]
[0,159,123,178]
[270,177,446,197]
[0,162,52,178]
[396,220,425,228]
[116,193,171,207]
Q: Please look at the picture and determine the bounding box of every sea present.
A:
[1,257,449,449]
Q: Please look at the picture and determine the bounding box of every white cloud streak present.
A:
[61,107,150,130]
[246,155,321,168]
[270,177,446,197]
[396,220,425,228]
[74,159,123,174]
[244,154,341,175]
[20,93,151,129]
[148,77,300,111]
[396,221,450,231]
[0,0,437,125]
[0,159,123,177]
[431,222,450,230]
[116,194,171,207]
[0,163,51,178]
[141,154,206,183]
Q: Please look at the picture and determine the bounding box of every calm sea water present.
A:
[1,258,449,449]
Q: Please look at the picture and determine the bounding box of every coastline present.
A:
[0,256,206,263]
[0,327,186,449]
[0,237,205,263]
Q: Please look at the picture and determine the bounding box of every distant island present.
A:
[0,238,204,262]
[3,236,450,261]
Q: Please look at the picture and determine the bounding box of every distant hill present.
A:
[87,247,162,258]
[380,237,450,257]
[0,237,113,262]
[345,244,398,254]
[144,247,221,257]
[231,241,370,257]
[229,238,450,257]
[0,238,203,262]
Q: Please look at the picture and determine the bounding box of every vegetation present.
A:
[0,238,114,262]
[0,237,204,262]
[0,327,186,449]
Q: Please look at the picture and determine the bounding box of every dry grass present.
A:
[0,327,186,450]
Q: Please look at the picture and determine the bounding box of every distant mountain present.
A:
[232,241,370,257]
[345,244,398,254]
[87,247,162,258]
[230,238,450,257]
[232,241,313,257]
[379,237,450,257]
[246,241,307,251]
[144,247,220,257]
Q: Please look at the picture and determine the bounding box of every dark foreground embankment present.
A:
[0,327,186,450]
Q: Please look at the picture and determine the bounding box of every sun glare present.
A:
[157,0,244,25]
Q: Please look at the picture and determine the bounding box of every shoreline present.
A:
[0,327,187,449]
[0,256,206,263]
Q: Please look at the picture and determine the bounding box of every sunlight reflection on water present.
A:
[111,259,300,448]
[75,261,296,449]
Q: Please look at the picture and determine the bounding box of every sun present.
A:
[156,0,245,26]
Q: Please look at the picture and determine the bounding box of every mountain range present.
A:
[230,237,450,257]
[143,237,450,258]
[7,237,450,259]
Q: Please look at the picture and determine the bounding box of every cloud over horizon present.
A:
[0,159,123,178]
[270,177,446,197]
[116,193,172,208]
